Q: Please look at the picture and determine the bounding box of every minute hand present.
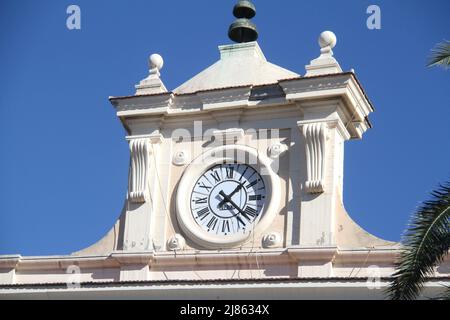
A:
[219,190,249,220]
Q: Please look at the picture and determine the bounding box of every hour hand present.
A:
[218,183,244,207]
[219,190,249,219]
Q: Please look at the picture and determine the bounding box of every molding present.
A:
[152,249,292,267]
[113,93,173,118]
[13,255,119,271]
[297,121,328,193]
[333,248,400,264]
[111,74,373,142]
[0,247,410,275]
[199,87,252,111]
[111,252,153,266]
[0,255,21,269]
[287,246,338,262]
[211,128,244,145]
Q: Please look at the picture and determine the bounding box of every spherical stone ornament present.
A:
[318,31,337,49]
[149,53,164,71]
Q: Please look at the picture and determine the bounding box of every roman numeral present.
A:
[244,206,257,218]
[210,170,221,183]
[222,220,230,233]
[197,207,210,220]
[198,182,211,191]
[194,197,207,204]
[249,195,262,201]
[239,166,249,181]
[246,179,258,189]
[207,216,218,230]
[247,170,257,180]
[226,166,234,179]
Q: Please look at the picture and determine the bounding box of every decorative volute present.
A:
[299,122,327,194]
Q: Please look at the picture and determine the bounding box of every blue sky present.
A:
[0,0,449,256]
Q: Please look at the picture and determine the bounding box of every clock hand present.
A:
[219,190,249,220]
[218,183,244,207]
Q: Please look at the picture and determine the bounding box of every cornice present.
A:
[151,249,292,267]
[3,247,410,273]
[0,255,21,269]
[287,246,338,261]
[110,73,373,134]
[334,248,401,264]
[110,251,154,266]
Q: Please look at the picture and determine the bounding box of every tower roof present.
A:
[174,42,300,95]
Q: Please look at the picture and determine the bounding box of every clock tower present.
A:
[78,1,394,278]
[2,1,448,299]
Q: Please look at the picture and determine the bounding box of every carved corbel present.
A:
[298,122,327,194]
[127,138,152,203]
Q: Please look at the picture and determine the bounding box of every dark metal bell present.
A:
[228,19,258,43]
[228,1,258,43]
[233,0,256,19]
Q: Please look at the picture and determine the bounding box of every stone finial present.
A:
[149,53,164,73]
[135,53,168,95]
[318,31,337,53]
[305,31,342,77]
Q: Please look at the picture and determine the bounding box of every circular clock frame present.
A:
[176,145,281,249]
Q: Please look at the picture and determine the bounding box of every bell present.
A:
[228,0,258,43]
[228,19,258,43]
[233,0,256,19]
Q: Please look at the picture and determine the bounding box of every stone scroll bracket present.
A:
[126,133,162,203]
[297,121,329,194]
[297,119,350,194]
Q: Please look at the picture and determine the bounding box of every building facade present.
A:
[1,2,448,299]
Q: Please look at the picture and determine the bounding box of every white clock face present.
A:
[190,163,266,236]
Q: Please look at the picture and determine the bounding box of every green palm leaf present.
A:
[427,41,450,68]
[387,183,450,300]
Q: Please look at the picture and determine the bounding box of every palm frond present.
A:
[427,41,450,68]
[386,182,450,300]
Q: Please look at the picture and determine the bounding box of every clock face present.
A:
[190,163,266,236]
